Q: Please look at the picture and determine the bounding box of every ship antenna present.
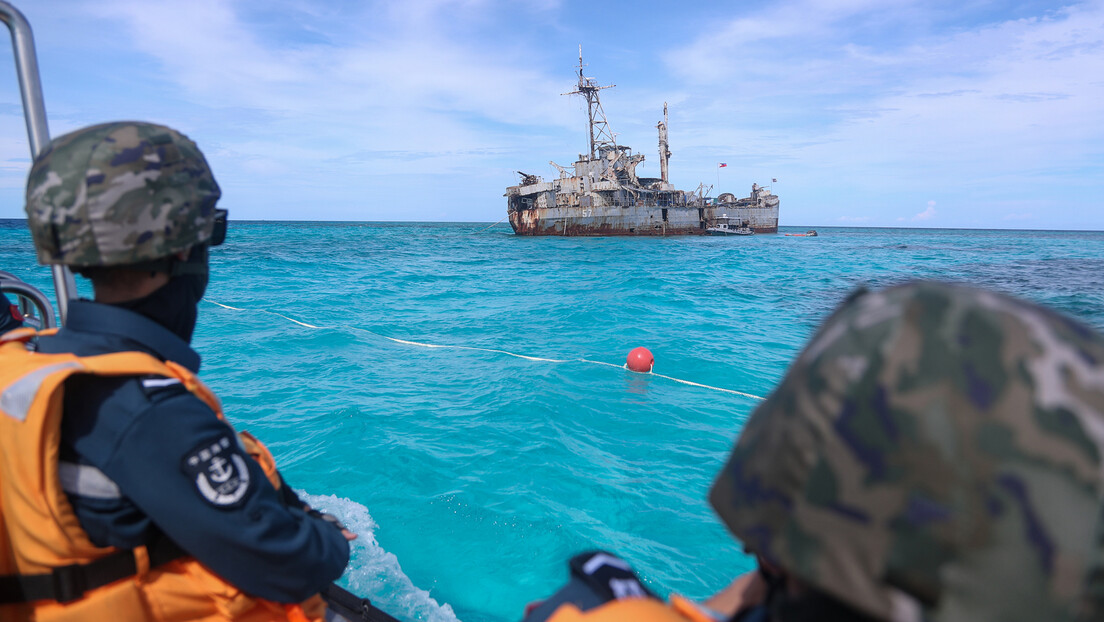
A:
[562,45,616,160]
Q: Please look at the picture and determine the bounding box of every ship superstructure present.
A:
[506,51,779,236]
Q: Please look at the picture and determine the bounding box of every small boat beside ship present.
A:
[505,51,779,237]
[706,216,754,236]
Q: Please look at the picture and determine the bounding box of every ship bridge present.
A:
[573,145,644,187]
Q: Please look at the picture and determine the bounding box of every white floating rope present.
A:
[204,299,766,400]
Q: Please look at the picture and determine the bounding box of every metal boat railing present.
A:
[0,1,76,325]
[0,269,56,329]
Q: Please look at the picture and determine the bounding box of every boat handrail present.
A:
[0,1,76,325]
[0,269,56,329]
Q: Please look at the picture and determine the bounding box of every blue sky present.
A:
[0,0,1101,228]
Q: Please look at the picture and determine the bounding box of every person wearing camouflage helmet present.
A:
[0,122,350,621]
[521,281,1104,622]
[25,121,224,270]
[708,280,1104,622]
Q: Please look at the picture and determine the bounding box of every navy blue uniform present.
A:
[37,300,349,603]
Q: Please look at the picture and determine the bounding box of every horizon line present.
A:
[0,218,1101,234]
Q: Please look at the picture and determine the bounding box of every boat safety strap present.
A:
[321,583,402,622]
[0,537,184,604]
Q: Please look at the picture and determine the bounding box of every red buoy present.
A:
[626,347,654,373]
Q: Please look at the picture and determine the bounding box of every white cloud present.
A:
[2,0,1100,226]
[89,0,574,143]
[13,0,586,219]
[913,201,936,221]
[664,1,1104,228]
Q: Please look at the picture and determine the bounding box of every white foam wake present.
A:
[301,492,460,622]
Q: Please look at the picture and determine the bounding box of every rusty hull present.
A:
[509,205,778,236]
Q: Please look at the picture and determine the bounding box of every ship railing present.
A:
[599,199,690,209]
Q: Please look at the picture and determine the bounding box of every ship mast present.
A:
[657,102,670,183]
[562,45,616,159]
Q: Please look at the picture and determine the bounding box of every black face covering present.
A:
[730,561,884,622]
[113,245,209,344]
[748,584,881,622]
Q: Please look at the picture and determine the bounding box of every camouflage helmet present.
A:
[24,121,221,267]
[710,281,1104,622]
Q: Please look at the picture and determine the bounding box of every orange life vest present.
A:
[544,594,718,622]
[0,328,325,622]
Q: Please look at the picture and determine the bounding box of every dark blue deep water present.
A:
[4,220,1104,622]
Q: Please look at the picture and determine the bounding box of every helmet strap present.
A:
[111,257,172,276]
[98,244,209,277]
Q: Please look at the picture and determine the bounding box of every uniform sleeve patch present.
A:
[182,435,253,508]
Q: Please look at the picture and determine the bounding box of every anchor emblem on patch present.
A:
[182,435,252,508]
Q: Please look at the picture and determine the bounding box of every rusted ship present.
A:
[506,52,779,236]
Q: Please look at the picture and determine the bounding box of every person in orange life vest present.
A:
[1,122,351,621]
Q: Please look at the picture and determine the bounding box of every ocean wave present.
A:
[301,492,459,622]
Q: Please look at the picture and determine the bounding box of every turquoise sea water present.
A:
[3,221,1104,622]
